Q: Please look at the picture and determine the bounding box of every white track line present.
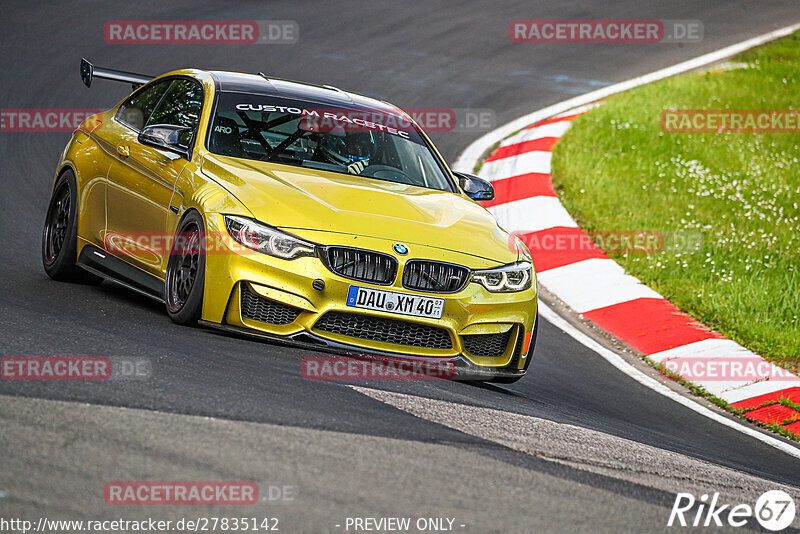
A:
[537,301,800,459]
[454,22,800,458]
[452,22,800,173]
[499,121,573,147]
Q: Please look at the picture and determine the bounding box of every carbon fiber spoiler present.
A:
[80,58,152,89]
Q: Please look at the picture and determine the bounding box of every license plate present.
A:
[346,286,444,319]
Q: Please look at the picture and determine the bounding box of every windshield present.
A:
[207,93,455,192]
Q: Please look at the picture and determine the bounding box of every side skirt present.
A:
[77,244,165,303]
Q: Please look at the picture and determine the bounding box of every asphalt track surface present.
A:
[1,1,800,532]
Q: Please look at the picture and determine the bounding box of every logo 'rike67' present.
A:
[669,490,796,531]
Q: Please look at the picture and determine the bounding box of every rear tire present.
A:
[164,210,206,325]
[41,170,102,284]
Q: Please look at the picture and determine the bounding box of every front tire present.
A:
[41,170,102,284]
[164,211,206,325]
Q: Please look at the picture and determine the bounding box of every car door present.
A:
[105,78,203,278]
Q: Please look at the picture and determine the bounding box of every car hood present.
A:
[201,154,517,264]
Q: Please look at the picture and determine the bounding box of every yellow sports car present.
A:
[42,59,538,382]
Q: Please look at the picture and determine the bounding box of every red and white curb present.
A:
[476,107,800,434]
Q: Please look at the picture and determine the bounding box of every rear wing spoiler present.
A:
[80,58,153,89]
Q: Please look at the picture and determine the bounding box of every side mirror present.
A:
[138,124,192,158]
[454,171,495,201]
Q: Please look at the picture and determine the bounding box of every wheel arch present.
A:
[52,162,78,192]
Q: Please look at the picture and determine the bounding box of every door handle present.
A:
[116,145,130,157]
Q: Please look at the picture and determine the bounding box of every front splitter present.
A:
[197,320,525,382]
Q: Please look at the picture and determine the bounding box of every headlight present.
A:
[471,261,533,292]
[224,215,316,260]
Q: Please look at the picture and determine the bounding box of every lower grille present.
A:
[323,247,397,285]
[403,260,470,293]
[462,329,514,358]
[313,311,452,349]
[241,284,302,325]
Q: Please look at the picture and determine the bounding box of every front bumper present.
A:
[201,214,538,378]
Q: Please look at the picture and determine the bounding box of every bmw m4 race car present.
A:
[42,59,538,382]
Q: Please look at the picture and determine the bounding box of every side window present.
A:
[116,81,171,131]
[146,79,204,130]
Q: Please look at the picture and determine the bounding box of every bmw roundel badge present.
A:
[393,243,409,255]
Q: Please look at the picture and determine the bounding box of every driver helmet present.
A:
[319,133,373,166]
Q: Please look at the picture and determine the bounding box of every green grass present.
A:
[777,397,800,412]
[550,31,800,365]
